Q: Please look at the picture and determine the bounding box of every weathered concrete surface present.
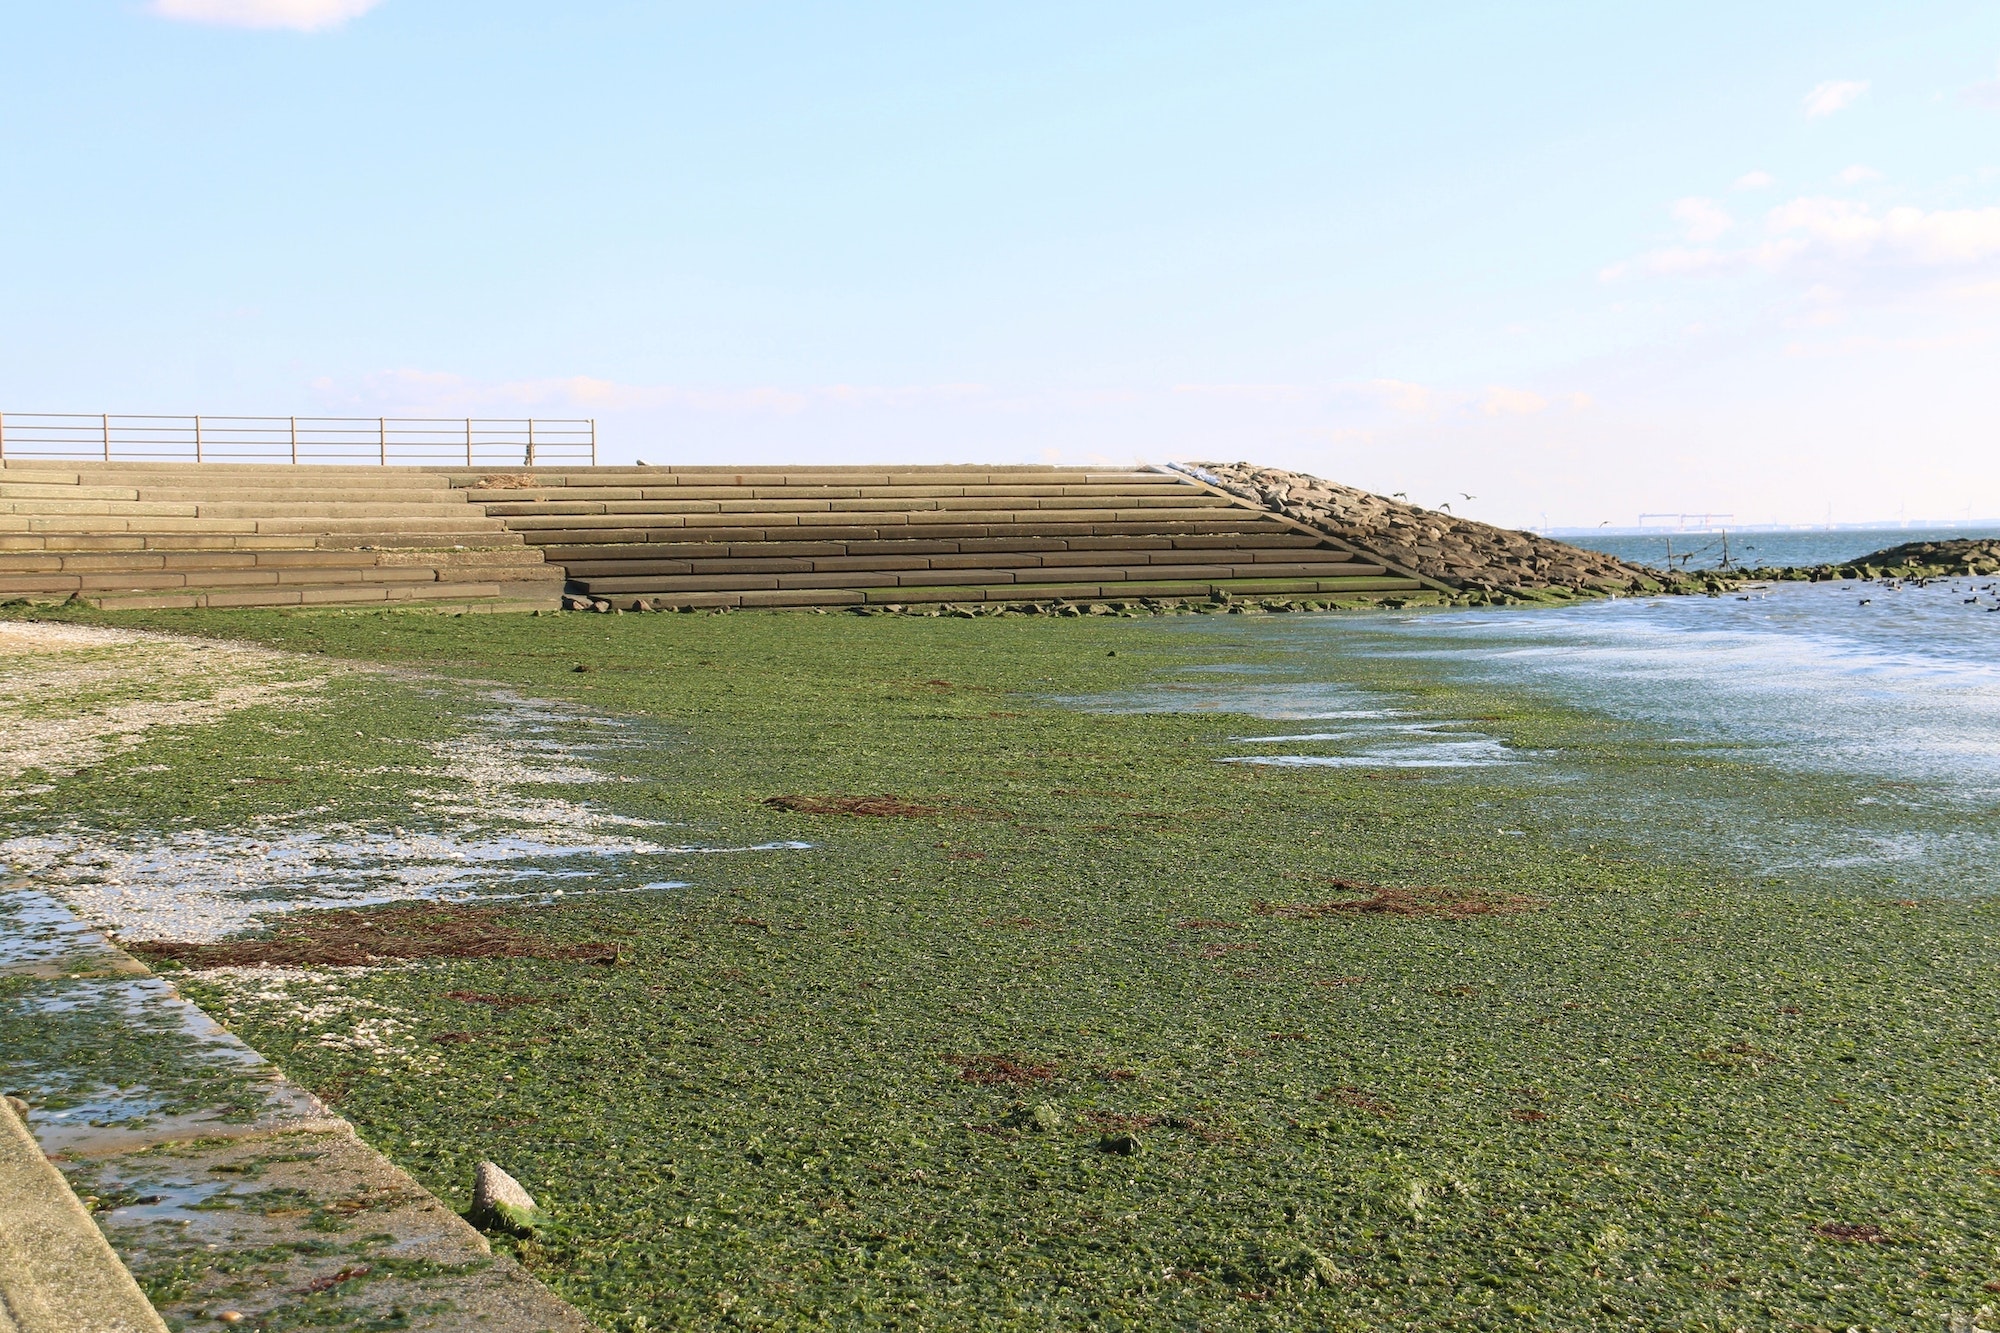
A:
[0,883,598,1332]
[0,1096,168,1333]
[64,1129,597,1333]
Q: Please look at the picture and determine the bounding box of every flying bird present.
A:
[1460,493,1476,501]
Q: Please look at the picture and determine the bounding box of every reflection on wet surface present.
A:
[2,688,812,943]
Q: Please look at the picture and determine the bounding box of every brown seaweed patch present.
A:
[129,905,619,969]
[946,1054,1056,1085]
[1254,880,1541,920]
[445,990,544,1009]
[1814,1221,1889,1244]
[1319,1086,1397,1117]
[764,794,941,817]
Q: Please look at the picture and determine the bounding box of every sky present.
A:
[3,2,1998,528]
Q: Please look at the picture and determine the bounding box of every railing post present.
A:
[103,413,111,461]
[379,417,387,466]
[526,418,535,468]
[194,414,202,464]
[290,416,298,465]
[0,412,6,461]
[465,418,473,467]
[590,418,597,466]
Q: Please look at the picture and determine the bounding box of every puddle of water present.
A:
[1068,677,1518,771]
[1064,680,1392,719]
[0,885,128,974]
[1221,738,1519,769]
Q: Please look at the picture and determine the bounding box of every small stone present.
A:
[471,1160,544,1236]
[3,1094,26,1117]
[218,1315,245,1326]
[1003,1101,1065,1133]
[1097,1131,1142,1155]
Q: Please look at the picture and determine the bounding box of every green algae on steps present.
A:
[7,605,2000,1331]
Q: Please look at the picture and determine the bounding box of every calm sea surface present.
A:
[1085,580,2000,896]
[1570,525,2000,571]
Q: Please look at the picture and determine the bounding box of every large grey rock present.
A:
[471,1161,543,1236]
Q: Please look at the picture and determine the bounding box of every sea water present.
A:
[1573,525,2000,572]
[1084,579,2000,896]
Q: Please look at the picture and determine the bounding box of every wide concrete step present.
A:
[2,552,560,597]
[579,574,1425,610]
[573,559,1389,595]
[0,548,548,573]
[444,467,1185,487]
[2,462,457,488]
[0,500,489,520]
[519,519,1287,546]
[84,581,562,611]
[463,483,1198,504]
[499,504,1250,530]
[478,494,1235,518]
[0,531,528,554]
[559,548,1370,578]
[538,532,1325,562]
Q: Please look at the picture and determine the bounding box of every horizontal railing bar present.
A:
[1,410,599,467]
[0,413,589,425]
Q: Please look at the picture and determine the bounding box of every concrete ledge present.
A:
[0,1098,169,1333]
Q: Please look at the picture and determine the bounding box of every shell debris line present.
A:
[0,619,337,791]
[0,621,808,944]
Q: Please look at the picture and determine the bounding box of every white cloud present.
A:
[1836,164,1883,185]
[1364,379,1440,415]
[1966,62,2000,109]
[1480,386,1547,416]
[1766,197,2000,263]
[1803,79,1870,118]
[149,0,385,32]
[1673,196,1735,243]
[1733,170,1775,191]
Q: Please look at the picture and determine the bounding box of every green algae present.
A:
[6,605,2000,1330]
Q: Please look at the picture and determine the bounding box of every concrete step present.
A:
[0,548,549,574]
[536,532,1325,563]
[500,506,1268,533]
[573,560,1390,596]
[519,518,1287,546]
[445,467,1181,487]
[478,486,1240,510]
[581,574,1426,610]
[4,553,561,597]
[463,482,1198,504]
[558,549,1371,578]
[0,499,488,519]
[85,582,563,611]
[0,483,475,506]
[1,462,457,488]
[0,533,528,554]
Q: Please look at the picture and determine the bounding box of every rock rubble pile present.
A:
[1185,462,1656,595]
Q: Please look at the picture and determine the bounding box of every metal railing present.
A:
[0,413,596,467]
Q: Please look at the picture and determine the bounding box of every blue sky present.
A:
[3,1,1998,526]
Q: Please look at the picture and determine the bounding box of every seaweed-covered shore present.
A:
[8,604,1999,1330]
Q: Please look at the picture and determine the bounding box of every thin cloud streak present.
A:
[1802,79,1869,117]
[149,0,386,32]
